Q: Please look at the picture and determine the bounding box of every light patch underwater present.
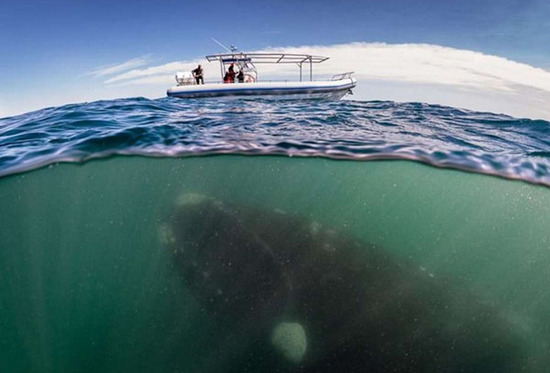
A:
[1,154,550,372]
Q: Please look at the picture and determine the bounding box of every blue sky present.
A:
[1,0,550,119]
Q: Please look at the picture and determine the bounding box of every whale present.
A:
[163,193,528,372]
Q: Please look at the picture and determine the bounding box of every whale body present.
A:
[165,194,528,372]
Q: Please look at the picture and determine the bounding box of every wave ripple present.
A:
[1,97,550,186]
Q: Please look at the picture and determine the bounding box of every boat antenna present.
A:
[211,38,233,53]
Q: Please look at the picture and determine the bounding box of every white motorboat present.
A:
[167,52,356,100]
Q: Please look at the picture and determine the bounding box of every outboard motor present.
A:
[175,71,194,86]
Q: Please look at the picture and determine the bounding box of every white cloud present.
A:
[95,42,550,119]
[105,43,550,94]
[103,61,197,84]
[89,55,151,77]
[258,43,550,93]
[4,42,550,120]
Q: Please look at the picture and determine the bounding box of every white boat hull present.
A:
[167,78,356,100]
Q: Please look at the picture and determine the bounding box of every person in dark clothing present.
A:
[237,69,244,83]
[192,65,204,84]
[227,63,236,83]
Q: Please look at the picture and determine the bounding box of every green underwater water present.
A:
[1,155,550,372]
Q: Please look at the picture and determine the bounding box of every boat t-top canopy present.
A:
[205,52,330,82]
[205,53,329,64]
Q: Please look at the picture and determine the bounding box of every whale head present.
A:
[167,194,290,324]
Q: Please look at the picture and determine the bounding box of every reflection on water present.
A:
[1,155,550,372]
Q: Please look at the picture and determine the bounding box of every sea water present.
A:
[1,98,550,372]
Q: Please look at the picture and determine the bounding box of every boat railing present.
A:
[201,77,351,85]
[203,79,294,84]
[331,72,355,81]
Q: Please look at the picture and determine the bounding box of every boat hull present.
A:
[167,79,356,100]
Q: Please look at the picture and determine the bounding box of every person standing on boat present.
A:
[227,63,236,83]
[192,65,204,84]
[237,69,244,83]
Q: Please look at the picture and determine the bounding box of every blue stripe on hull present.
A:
[167,83,355,99]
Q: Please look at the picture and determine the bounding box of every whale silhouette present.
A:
[164,193,528,372]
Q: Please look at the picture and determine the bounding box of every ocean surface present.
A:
[1,97,550,372]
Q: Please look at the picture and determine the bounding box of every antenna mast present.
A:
[211,38,233,53]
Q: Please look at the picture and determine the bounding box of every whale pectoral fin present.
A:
[271,322,307,364]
